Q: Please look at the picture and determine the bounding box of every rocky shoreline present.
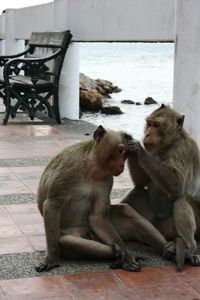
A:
[80,73,158,115]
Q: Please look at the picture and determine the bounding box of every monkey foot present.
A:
[35,262,60,272]
[188,254,200,266]
[163,241,176,260]
[110,260,141,272]
[110,244,141,272]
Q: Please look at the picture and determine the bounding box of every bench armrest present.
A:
[0,48,33,68]
[3,48,62,85]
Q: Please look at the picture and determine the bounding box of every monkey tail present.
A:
[176,237,187,272]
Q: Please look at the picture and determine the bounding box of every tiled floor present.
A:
[0,113,200,299]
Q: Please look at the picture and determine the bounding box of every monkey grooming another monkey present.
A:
[35,125,173,272]
[123,104,200,271]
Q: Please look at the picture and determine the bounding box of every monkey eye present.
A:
[117,146,126,155]
[153,122,160,128]
[146,121,152,127]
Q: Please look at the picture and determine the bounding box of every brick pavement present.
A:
[0,112,200,299]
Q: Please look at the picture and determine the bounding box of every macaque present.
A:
[35,125,173,272]
[122,104,200,271]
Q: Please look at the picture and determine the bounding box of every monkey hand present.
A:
[163,241,176,260]
[110,244,141,272]
[128,139,144,156]
[35,257,60,273]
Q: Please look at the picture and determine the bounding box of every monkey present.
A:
[122,104,200,271]
[35,124,174,273]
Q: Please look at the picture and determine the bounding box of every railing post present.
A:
[0,9,24,76]
[173,0,200,145]
[53,0,80,120]
[59,42,80,120]
[4,9,25,55]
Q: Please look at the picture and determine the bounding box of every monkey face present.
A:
[93,125,129,176]
[107,144,128,176]
[143,117,164,152]
[143,105,185,154]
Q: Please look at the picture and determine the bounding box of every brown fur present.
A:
[35,125,170,273]
[122,104,200,271]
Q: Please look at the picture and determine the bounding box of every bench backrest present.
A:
[26,30,72,80]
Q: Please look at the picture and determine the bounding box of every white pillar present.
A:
[173,0,200,145]
[0,10,24,76]
[53,0,80,120]
[5,9,25,55]
[59,42,80,119]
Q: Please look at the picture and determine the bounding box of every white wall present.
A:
[173,0,200,145]
[0,0,175,42]
[67,0,175,42]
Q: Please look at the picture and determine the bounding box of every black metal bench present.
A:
[0,30,72,124]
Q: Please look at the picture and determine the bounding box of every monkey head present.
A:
[93,125,132,176]
[143,104,185,154]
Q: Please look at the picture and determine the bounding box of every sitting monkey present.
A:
[123,104,200,271]
[35,125,174,272]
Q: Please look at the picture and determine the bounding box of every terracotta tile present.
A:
[0,224,23,238]
[190,284,200,295]
[0,124,47,137]
[0,167,12,174]
[0,276,67,298]
[0,139,77,159]
[31,296,73,300]
[6,296,32,300]
[113,266,182,289]
[38,126,64,136]
[0,174,31,195]
[0,213,15,226]
[19,224,45,236]
[12,212,42,225]
[0,237,34,254]
[72,289,140,300]
[23,181,39,194]
[131,284,200,300]
[175,265,200,284]
[57,271,127,295]
[0,287,7,300]
[28,235,46,251]
[6,204,38,214]
[0,207,8,214]
[9,166,43,178]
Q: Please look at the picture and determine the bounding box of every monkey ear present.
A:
[93,125,107,141]
[177,114,185,128]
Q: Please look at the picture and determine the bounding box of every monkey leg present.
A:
[110,203,174,258]
[59,227,113,260]
[155,216,176,241]
[59,226,141,272]
[121,186,154,222]
[35,198,62,273]
[173,198,200,267]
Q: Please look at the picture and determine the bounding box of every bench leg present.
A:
[54,90,61,124]
[3,90,11,125]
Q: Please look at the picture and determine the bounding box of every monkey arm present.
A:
[42,199,61,261]
[128,151,149,186]
[89,202,124,248]
[35,198,62,272]
[89,200,141,272]
[130,141,184,199]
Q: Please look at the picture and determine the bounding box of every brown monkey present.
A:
[122,104,200,271]
[35,125,172,272]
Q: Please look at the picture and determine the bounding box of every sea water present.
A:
[80,42,174,140]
